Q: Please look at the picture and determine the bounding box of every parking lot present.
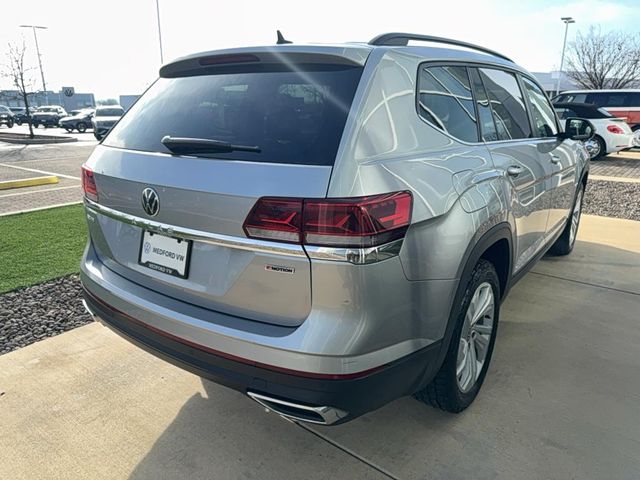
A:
[0,134,95,215]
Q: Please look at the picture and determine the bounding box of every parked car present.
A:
[553,89,640,131]
[554,102,636,159]
[59,109,95,133]
[92,106,124,140]
[0,105,14,128]
[80,33,592,425]
[8,107,31,125]
[31,105,68,128]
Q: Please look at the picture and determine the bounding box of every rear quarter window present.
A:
[104,64,363,166]
[417,65,478,143]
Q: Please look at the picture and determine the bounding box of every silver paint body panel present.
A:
[81,42,587,375]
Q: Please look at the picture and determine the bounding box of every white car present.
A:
[555,102,636,160]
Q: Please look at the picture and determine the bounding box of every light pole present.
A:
[19,24,49,105]
[155,0,164,64]
[556,17,575,97]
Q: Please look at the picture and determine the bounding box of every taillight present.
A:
[243,198,302,243]
[243,191,413,248]
[81,165,98,201]
[607,124,625,134]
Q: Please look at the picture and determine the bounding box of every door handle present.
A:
[507,165,523,177]
[550,155,561,164]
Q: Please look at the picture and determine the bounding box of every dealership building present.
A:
[0,89,95,111]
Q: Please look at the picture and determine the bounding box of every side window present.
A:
[522,77,558,137]
[417,65,478,143]
[606,92,628,107]
[468,68,498,141]
[479,68,531,140]
[555,107,577,120]
[564,93,588,103]
[586,93,605,107]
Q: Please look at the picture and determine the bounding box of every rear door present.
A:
[85,56,364,327]
[519,75,576,236]
[471,67,553,273]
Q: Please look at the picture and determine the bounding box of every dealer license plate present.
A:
[138,231,192,278]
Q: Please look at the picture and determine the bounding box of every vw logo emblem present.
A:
[141,188,160,217]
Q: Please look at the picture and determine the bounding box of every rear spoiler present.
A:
[160,49,369,78]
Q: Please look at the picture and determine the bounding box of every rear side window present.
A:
[417,65,478,143]
[521,77,558,137]
[555,107,578,119]
[479,68,531,140]
[556,93,588,104]
[104,64,363,166]
[468,68,498,142]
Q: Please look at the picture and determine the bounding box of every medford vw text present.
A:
[151,246,186,262]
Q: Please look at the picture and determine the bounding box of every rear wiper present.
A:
[161,135,261,154]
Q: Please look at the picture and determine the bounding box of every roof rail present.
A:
[368,32,513,63]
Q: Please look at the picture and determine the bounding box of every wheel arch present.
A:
[416,222,513,392]
[454,223,513,301]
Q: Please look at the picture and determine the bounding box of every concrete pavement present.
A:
[0,142,93,215]
[1,218,639,479]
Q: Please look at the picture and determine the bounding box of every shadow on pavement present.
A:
[129,240,640,480]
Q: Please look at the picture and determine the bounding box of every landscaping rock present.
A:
[0,275,92,355]
[583,180,640,221]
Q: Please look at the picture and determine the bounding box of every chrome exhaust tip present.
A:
[247,391,348,425]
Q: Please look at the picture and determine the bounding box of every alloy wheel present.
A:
[456,282,495,393]
[569,189,583,247]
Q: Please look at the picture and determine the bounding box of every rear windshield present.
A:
[104,64,363,165]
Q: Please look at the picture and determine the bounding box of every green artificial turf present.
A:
[0,204,87,293]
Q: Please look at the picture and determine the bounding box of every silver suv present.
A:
[81,33,592,425]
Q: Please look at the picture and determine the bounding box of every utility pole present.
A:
[556,17,575,97]
[19,24,49,105]
[155,0,164,64]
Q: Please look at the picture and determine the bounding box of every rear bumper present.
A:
[82,285,440,423]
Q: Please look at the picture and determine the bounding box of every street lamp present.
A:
[19,24,49,105]
[556,17,576,97]
[155,0,164,64]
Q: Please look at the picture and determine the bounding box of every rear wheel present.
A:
[414,259,500,413]
[65,127,74,133]
[16,119,22,126]
[587,135,606,160]
[77,122,87,133]
[7,119,13,128]
[548,186,584,256]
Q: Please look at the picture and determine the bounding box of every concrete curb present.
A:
[0,200,82,217]
[0,133,78,144]
[0,175,59,190]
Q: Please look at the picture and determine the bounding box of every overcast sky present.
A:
[1,0,639,99]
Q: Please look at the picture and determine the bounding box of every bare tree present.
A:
[565,27,640,90]
[1,40,37,138]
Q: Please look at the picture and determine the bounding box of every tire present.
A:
[548,185,584,256]
[33,122,39,128]
[7,119,13,128]
[16,119,22,126]
[77,122,87,133]
[414,259,500,413]
[65,127,74,133]
[94,132,102,140]
[588,135,606,160]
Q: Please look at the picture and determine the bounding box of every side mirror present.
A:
[560,117,595,141]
